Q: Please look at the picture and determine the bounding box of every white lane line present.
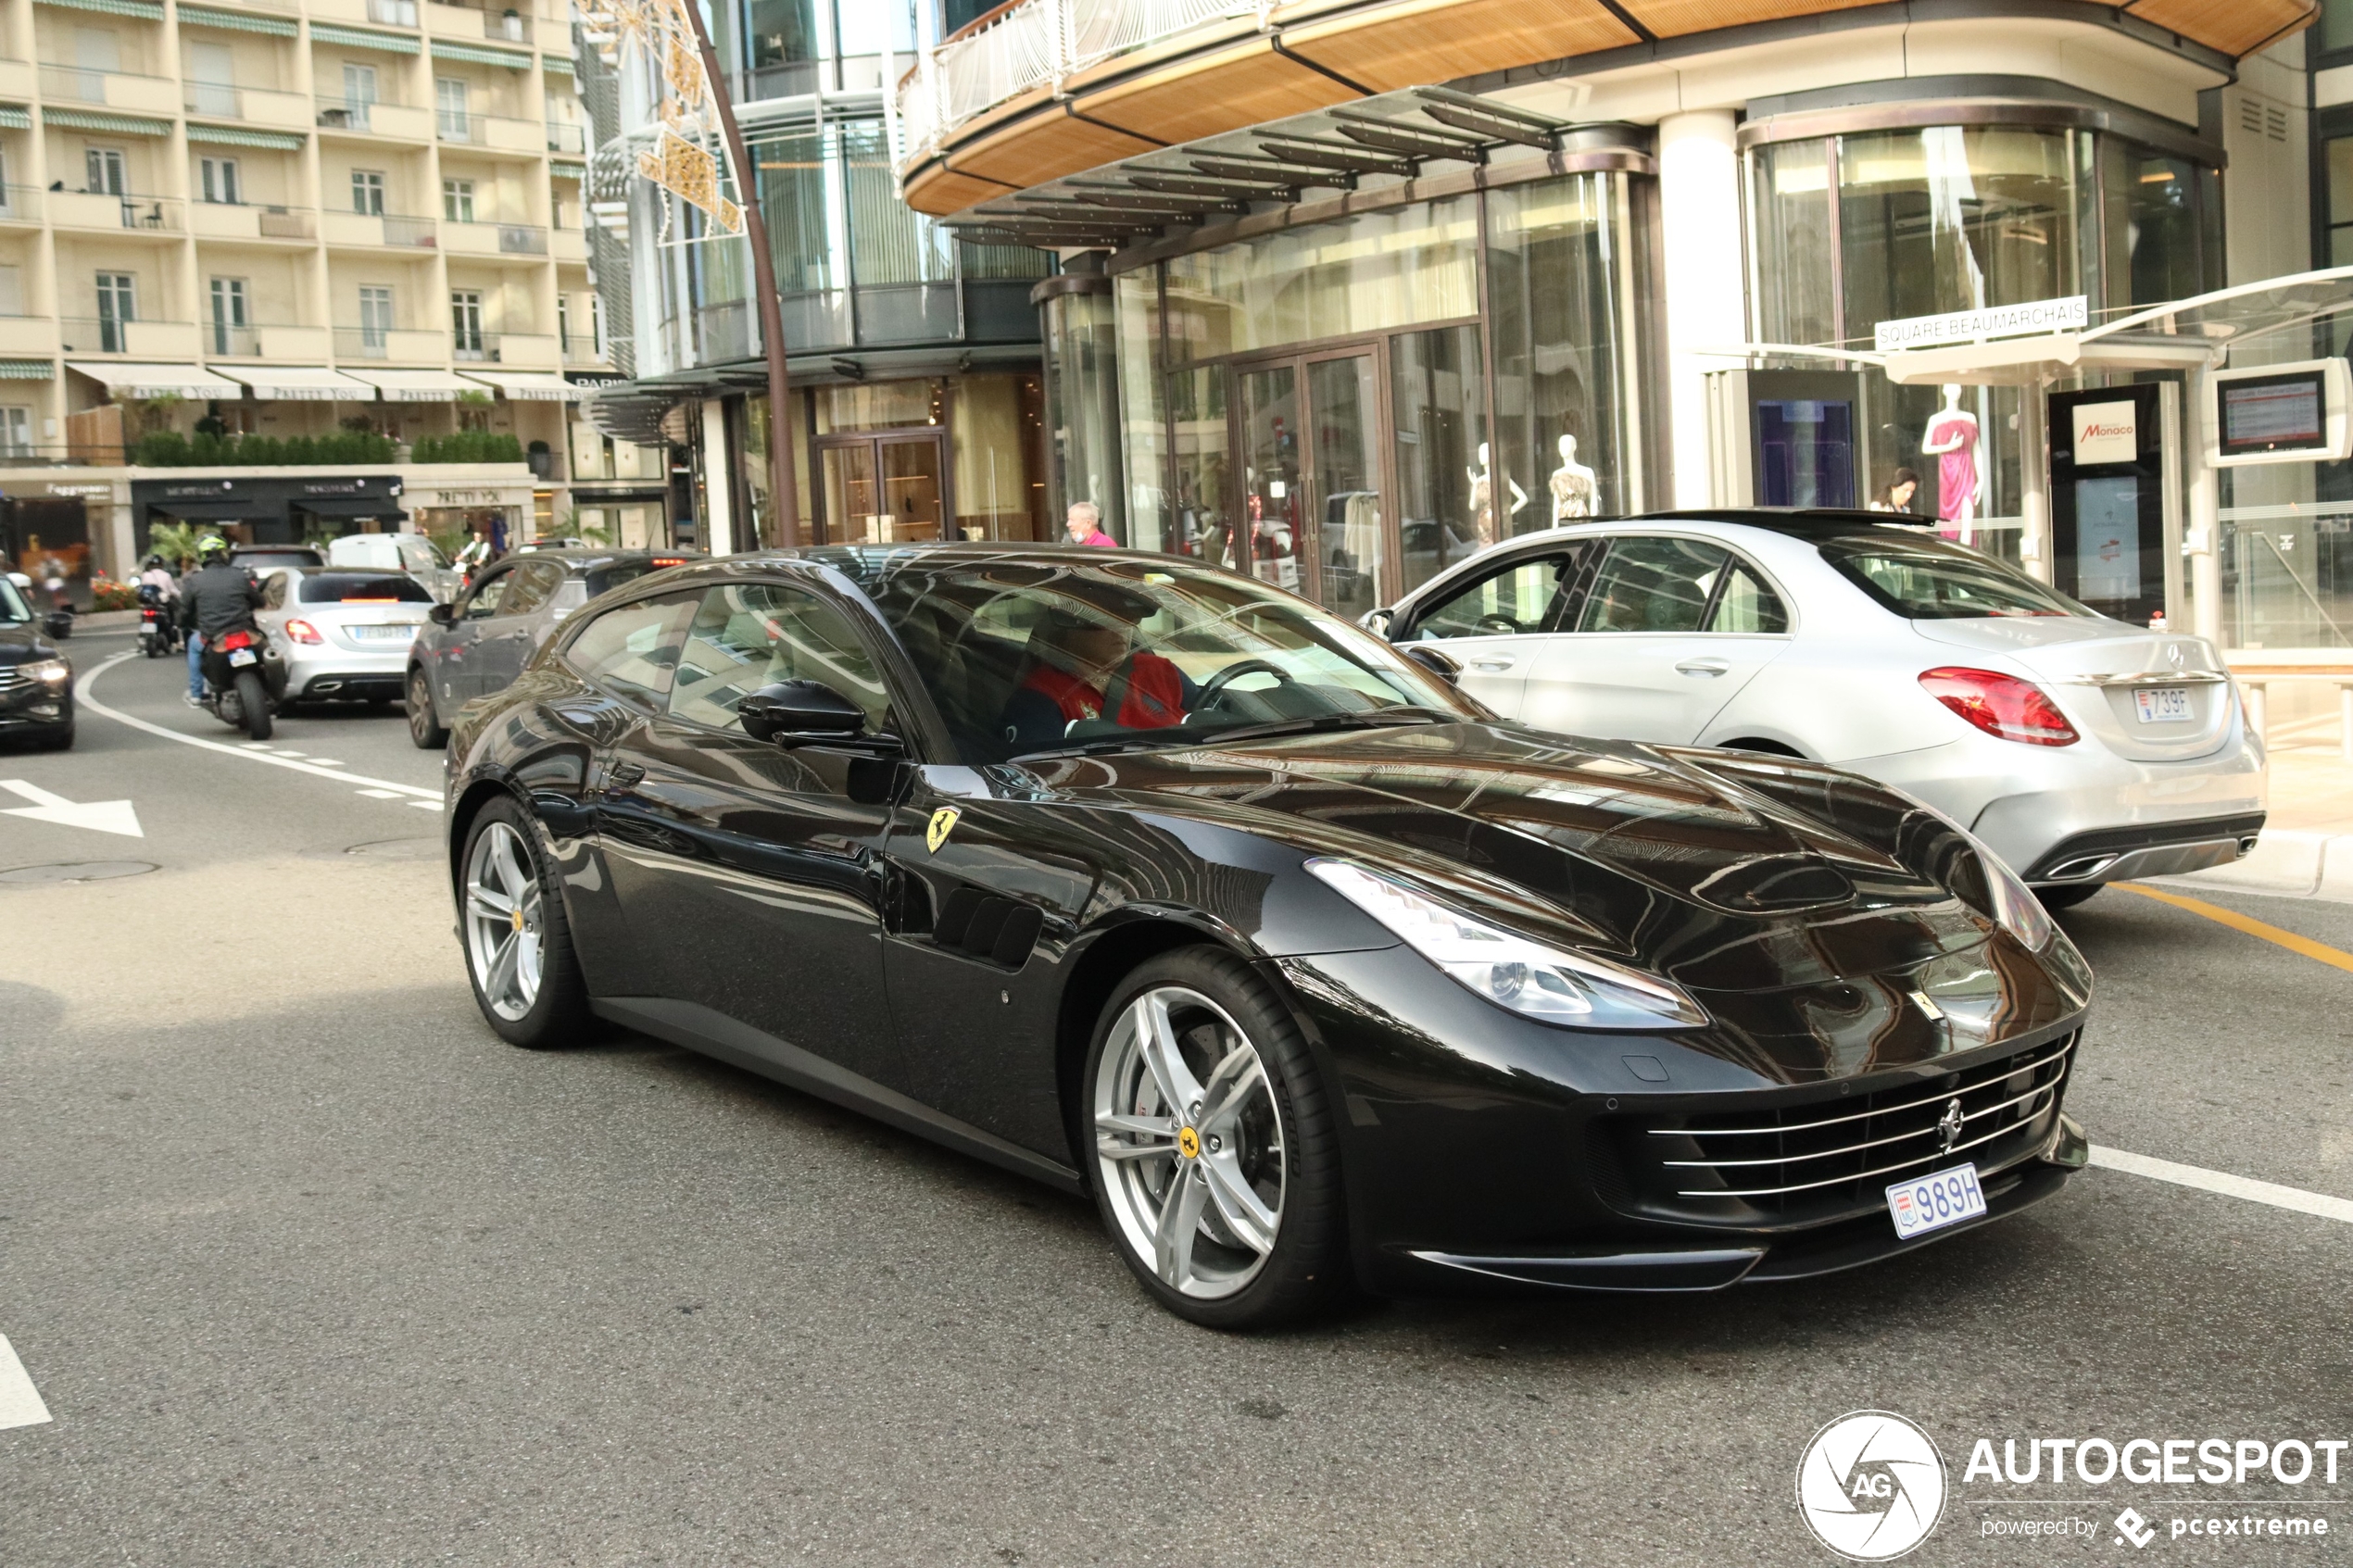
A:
[0,1334,52,1429]
[409,798,444,811]
[305,759,345,767]
[2090,1146,2353,1224]
[77,653,443,802]
[356,788,404,799]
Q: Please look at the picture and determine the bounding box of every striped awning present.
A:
[177,4,296,35]
[0,359,53,381]
[456,370,581,401]
[431,39,533,69]
[185,124,306,150]
[0,107,30,131]
[218,366,377,401]
[309,22,421,54]
[549,159,585,178]
[67,361,245,398]
[542,52,573,70]
[32,0,163,17]
[44,109,171,137]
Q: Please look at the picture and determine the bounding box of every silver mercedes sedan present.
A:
[256,567,436,709]
[1368,509,2264,909]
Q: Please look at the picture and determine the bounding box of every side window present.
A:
[497,559,562,616]
[461,569,509,620]
[1706,562,1791,634]
[1574,536,1730,633]
[561,591,698,710]
[668,583,892,734]
[1408,552,1579,640]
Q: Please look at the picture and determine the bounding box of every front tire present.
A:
[1085,947,1348,1329]
[408,667,447,749]
[234,670,271,741]
[459,797,590,1048]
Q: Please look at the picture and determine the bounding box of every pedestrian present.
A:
[1063,501,1116,548]
[455,524,492,583]
[1869,468,1921,515]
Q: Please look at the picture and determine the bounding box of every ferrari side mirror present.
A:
[740,679,901,755]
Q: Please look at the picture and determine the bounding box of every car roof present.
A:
[510,546,702,574]
[1631,508,1938,541]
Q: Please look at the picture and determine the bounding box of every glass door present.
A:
[819,433,949,544]
[1234,350,1386,611]
[876,435,944,542]
[820,442,879,544]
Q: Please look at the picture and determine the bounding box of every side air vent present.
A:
[933,885,1046,970]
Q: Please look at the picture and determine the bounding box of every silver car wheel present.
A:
[1093,985,1285,1300]
[464,820,545,1022]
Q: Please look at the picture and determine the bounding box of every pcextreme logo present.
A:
[1798,1411,1949,1562]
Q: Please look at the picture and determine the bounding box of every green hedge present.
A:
[131,429,527,467]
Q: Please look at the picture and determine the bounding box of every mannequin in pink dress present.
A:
[1919,383,1982,545]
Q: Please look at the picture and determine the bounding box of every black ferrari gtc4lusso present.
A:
[442,545,2091,1327]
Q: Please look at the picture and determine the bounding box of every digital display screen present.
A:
[2218,372,2328,455]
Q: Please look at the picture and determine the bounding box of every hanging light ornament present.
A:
[575,0,741,237]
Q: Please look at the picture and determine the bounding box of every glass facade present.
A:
[1113,170,1656,610]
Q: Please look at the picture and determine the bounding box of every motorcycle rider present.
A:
[136,553,181,656]
[176,535,262,707]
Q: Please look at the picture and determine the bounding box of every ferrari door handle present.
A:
[1469,655,1516,672]
[1676,658,1730,677]
[607,760,646,789]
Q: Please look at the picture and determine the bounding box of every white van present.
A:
[325,532,460,603]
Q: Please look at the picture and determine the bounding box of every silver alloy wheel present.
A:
[464,820,546,1022]
[1093,985,1285,1299]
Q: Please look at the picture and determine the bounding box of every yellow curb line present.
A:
[2114,882,2353,976]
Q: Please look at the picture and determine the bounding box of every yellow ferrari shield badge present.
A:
[925,807,961,854]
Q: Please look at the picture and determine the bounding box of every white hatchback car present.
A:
[1370,510,2265,908]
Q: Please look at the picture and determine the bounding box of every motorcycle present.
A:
[199,624,288,741]
[136,585,179,659]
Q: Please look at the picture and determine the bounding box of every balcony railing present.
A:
[194,199,316,240]
[38,63,177,108]
[51,191,182,232]
[315,89,411,128]
[545,119,585,154]
[0,185,41,222]
[185,80,240,117]
[443,218,547,254]
[435,109,547,152]
[60,317,195,356]
[370,0,419,25]
[203,322,312,357]
[327,209,439,246]
[560,332,606,364]
[896,0,1242,157]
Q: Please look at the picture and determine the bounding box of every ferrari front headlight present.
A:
[1307,859,1707,1030]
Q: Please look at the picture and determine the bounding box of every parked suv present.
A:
[407,547,698,747]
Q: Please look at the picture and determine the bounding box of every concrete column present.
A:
[700,396,734,556]
[1656,110,1744,509]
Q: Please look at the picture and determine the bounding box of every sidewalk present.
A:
[2166,722,2353,901]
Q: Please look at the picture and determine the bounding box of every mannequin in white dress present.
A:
[1467,441,1528,546]
[1550,433,1597,522]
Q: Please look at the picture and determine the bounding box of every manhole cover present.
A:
[343,837,441,861]
[0,860,158,885]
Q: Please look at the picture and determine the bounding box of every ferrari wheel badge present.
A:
[1176,1125,1201,1160]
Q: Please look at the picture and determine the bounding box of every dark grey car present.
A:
[406,547,698,747]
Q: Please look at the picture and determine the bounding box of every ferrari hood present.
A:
[1040,721,2087,1083]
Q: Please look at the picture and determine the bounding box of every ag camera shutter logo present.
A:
[1797,1411,1947,1561]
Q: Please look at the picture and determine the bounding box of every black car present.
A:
[442,546,2093,1327]
[0,573,76,748]
[407,546,698,748]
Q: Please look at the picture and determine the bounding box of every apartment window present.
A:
[199,157,241,206]
[434,77,470,140]
[187,41,236,116]
[209,276,248,355]
[0,264,20,317]
[95,270,135,353]
[451,288,484,357]
[352,169,385,216]
[442,178,474,222]
[359,284,394,354]
[589,292,604,356]
[0,407,30,458]
[557,294,570,348]
[85,146,125,196]
[343,62,377,131]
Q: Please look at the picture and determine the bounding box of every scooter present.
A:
[199,624,288,741]
[136,584,179,658]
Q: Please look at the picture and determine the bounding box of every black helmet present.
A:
[143,554,163,569]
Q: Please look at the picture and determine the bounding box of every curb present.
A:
[2149,830,2353,904]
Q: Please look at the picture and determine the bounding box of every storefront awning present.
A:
[456,370,582,402]
[309,21,420,53]
[67,361,245,398]
[431,39,532,68]
[338,368,472,402]
[219,366,379,401]
[293,495,409,520]
[186,125,306,151]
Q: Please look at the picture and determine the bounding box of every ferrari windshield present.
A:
[849,552,1478,763]
[1819,534,2093,620]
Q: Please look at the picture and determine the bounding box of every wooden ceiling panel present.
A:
[1081,40,1363,147]
[952,111,1167,189]
[2125,0,2313,56]
[905,165,1019,217]
[1617,0,1881,39]
[1284,0,1640,91]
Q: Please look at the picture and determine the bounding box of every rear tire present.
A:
[459,796,590,1048]
[1085,947,1349,1329]
[408,667,447,749]
[234,671,271,741]
[2035,884,2102,910]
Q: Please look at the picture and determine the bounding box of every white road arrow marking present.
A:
[0,779,143,837]
[0,1333,53,1429]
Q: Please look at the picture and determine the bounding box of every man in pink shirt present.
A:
[1063,501,1117,548]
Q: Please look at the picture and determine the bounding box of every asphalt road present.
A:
[3,637,2349,1567]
